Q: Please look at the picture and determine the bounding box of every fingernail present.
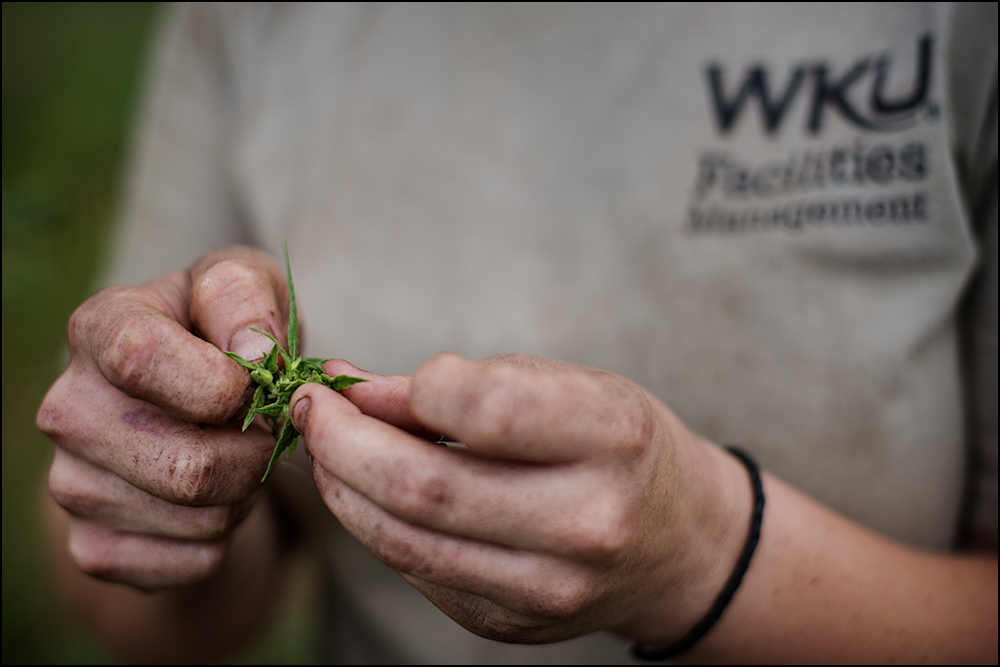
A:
[292,396,311,432]
[229,326,274,361]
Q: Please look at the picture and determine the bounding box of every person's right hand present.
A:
[37,246,289,590]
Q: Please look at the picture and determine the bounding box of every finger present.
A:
[320,359,440,439]
[68,247,288,425]
[65,515,228,589]
[292,383,635,559]
[188,246,290,360]
[312,463,601,625]
[38,365,276,507]
[410,352,656,462]
[69,272,253,424]
[49,447,254,540]
[399,576,590,644]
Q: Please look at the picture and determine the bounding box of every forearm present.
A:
[681,452,998,664]
[44,489,286,664]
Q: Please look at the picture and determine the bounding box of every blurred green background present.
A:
[2,3,315,663]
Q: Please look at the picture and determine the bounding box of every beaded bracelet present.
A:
[630,446,765,661]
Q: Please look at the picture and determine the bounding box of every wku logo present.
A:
[706,34,934,135]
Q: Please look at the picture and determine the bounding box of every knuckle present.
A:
[369,529,427,575]
[385,462,453,520]
[66,524,120,582]
[527,573,594,620]
[36,378,72,440]
[309,411,340,450]
[35,401,60,439]
[566,495,636,562]
[163,445,220,506]
[185,542,228,582]
[196,504,244,539]
[66,301,89,353]
[66,291,104,353]
[48,471,94,518]
[102,317,159,394]
[466,375,519,439]
[68,538,115,580]
[603,376,656,455]
[67,286,136,355]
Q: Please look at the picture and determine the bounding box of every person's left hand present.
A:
[290,352,752,645]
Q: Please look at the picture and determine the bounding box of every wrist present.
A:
[618,434,755,649]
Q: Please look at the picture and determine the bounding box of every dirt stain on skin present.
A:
[122,408,175,438]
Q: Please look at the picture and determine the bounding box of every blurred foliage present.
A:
[2,3,316,663]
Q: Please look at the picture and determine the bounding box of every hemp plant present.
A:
[226,243,366,482]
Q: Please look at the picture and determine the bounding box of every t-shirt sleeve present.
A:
[948,2,998,547]
[100,2,251,288]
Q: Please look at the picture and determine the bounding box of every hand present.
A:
[37,246,290,590]
[290,352,752,645]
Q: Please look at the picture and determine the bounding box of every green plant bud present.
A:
[228,240,366,482]
[251,367,273,386]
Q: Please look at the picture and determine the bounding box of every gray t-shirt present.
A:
[106,3,997,663]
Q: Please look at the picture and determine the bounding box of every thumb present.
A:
[188,246,290,360]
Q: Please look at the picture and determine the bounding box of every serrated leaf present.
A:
[285,240,299,361]
[262,421,300,482]
[243,385,266,431]
[323,374,368,391]
[264,341,279,369]
[225,350,258,371]
[255,402,285,416]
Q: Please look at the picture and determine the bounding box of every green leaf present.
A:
[243,385,265,431]
[285,240,299,361]
[255,402,285,417]
[323,374,368,391]
[301,357,328,373]
[264,341,279,369]
[225,350,258,372]
[262,421,300,482]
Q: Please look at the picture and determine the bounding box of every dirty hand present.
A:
[291,353,751,645]
[38,246,290,589]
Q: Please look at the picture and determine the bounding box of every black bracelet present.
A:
[630,445,765,661]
